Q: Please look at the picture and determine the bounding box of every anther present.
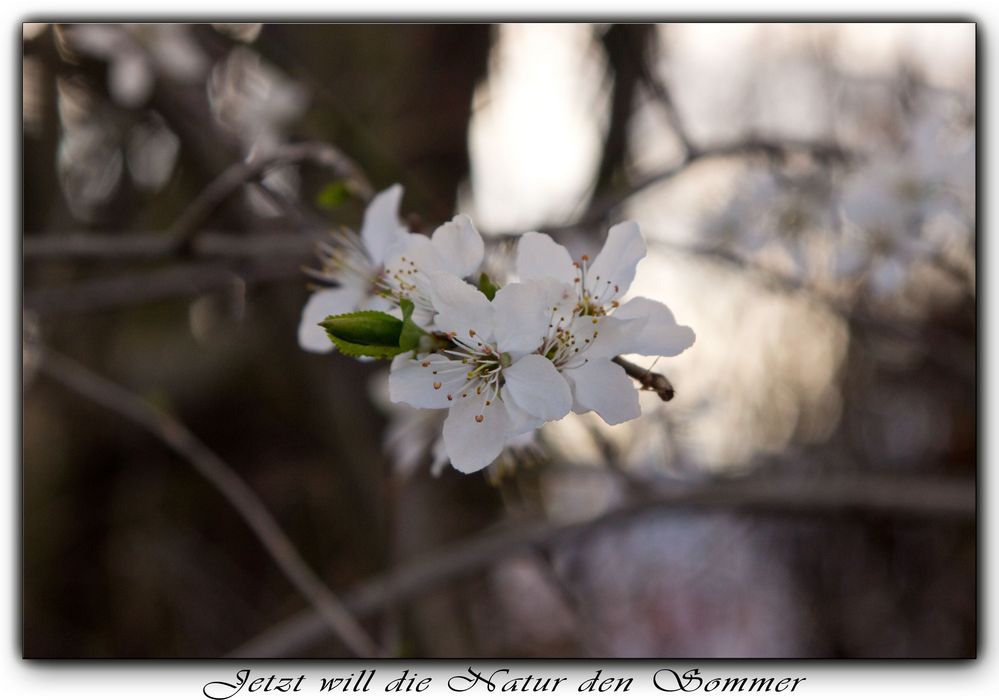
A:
[433,382,442,390]
[475,415,485,423]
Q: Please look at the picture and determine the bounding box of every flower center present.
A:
[377,254,436,319]
[306,229,377,291]
[572,254,621,315]
[422,330,506,423]
[539,303,600,372]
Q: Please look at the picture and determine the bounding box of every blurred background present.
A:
[22,23,975,658]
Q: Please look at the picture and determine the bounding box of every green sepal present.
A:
[398,299,429,352]
[478,272,499,301]
[320,310,404,359]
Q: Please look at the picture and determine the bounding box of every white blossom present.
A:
[64,24,208,109]
[513,224,695,423]
[380,214,485,328]
[297,185,411,352]
[298,186,486,353]
[389,273,571,473]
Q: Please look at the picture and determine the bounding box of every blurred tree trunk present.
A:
[593,24,653,194]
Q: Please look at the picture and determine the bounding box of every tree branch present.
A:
[24,259,303,316]
[527,136,852,239]
[166,141,373,255]
[37,346,384,658]
[227,466,974,657]
[23,230,315,262]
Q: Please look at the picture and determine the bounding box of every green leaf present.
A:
[398,299,427,352]
[316,181,354,211]
[321,310,404,358]
[478,272,499,301]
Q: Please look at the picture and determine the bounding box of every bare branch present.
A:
[23,231,315,262]
[227,467,974,657]
[37,347,384,658]
[629,32,695,156]
[522,136,853,240]
[24,259,303,316]
[166,141,373,255]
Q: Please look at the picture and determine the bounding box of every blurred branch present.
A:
[23,231,314,261]
[593,25,653,193]
[501,136,852,239]
[228,466,974,657]
[166,141,373,255]
[630,31,695,156]
[24,259,301,316]
[37,346,383,659]
[647,239,976,381]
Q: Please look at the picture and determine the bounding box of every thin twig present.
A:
[37,346,384,658]
[227,466,974,657]
[24,259,303,316]
[514,136,852,240]
[23,231,315,262]
[166,141,373,255]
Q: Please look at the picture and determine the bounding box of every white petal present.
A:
[388,353,455,409]
[500,386,546,435]
[431,214,484,278]
[515,232,576,285]
[586,221,646,304]
[365,292,401,316]
[391,233,443,273]
[573,314,644,360]
[565,358,641,425]
[298,287,365,353]
[443,398,513,473]
[491,280,554,354]
[613,297,696,357]
[503,354,572,422]
[428,272,494,346]
[360,184,409,264]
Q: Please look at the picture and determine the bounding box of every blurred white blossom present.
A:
[836,100,975,296]
[64,24,208,108]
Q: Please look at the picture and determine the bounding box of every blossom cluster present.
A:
[299,186,695,474]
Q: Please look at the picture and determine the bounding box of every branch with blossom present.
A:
[299,186,695,474]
